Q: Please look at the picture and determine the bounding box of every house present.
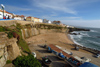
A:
[43,19,52,24]
[4,10,13,19]
[34,17,39,23]
[43,19,48,23]
[20,15,25,20]
[14,15,22,20]
[0,9,13,19]
[48,20,51,24]
[26,16,34,22]
[66,25,75,28]
[0,9,3,19]
[39,18,43,23]
[52,21,61,25]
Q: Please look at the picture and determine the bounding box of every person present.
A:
[3,16,6,19]
[8,15,10,19]
[24,17,26,21]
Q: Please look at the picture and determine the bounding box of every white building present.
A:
[48,20,52,24]
[0,9,13,19]
[0,9,3,19]
[14,15,21,20]
[39,18,43,23]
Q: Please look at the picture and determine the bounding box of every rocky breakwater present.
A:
[0,32,21,67]
[68,27,90,33]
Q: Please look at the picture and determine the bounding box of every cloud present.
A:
[32,0,77,14]
[40,15,81,21]
[61,20,100,28]
[5,5,31,12]
[31,0,100,15]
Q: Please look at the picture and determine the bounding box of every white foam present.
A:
[87,40,100,45]
[69,34,83,47]
[90,30,98,32]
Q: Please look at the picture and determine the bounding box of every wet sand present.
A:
[26,33,100,66]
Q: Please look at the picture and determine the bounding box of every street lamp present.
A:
[1,4,5,19]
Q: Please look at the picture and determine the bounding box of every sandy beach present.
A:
[26,32,100,66]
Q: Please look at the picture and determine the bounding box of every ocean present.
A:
[69,27,100,51]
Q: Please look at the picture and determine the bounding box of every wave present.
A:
[73,40,84,47]
[80,32,91,37]
[69,35,83,46]
[71,31,91,37]
[87,40,100,45]
[90,30,98,32]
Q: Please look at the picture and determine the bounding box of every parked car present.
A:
[32,52,36,58]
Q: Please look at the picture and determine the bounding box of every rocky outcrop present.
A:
[68,28,90,33]
[0,32,21,67]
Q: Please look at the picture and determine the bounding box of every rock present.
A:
[68,28,90,33]
[70,33,80,35]
[0,32,21,67]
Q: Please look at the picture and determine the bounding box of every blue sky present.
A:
[0,0,100,28]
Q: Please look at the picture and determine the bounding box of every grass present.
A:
[15,24,30,52]
[0,23,30,53]
[0,56,2,59]
[6,60,12,64]
[17,39,30,52]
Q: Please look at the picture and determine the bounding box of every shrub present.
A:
[6,32,13,39]
[6,60,12,64]
[0,26,5,32]
[12,54,41,67]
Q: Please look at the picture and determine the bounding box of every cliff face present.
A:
[0,20,67,67]
[21,28,67,39]
[0,32,21,67]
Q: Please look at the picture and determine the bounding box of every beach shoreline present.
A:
[26,32,100,66]
[67,32,100,54]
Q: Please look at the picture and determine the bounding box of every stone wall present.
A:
[0,32,21,67]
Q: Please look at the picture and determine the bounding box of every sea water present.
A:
[69,27,100,51]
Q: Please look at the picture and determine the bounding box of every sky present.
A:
[0,0,100,28]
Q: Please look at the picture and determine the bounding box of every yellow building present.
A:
[34,17,39,23]
[26,16,34,22]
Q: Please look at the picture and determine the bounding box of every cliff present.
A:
[0,32,21,67]
[0,20,67,67]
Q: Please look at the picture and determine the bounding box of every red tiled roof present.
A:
[27,16,31,18]
[20,15,25,17]
[49,44,71,58]
[34,17,39,19]
[48,44,81,66]
[53,21,61,23]
[48,44,81,61]
[0,10,3,12]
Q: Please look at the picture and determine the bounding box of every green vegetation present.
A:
[0,26,12,32]
[39,24,66,30]
[0,23,30,52]
[12,54,41,67]
[6,32,13,39]
[0,56,2,59]
[6,60,12,64]
[14,23,30,52]
[17,39,30,52]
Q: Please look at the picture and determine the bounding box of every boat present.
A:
[42,56,52,66]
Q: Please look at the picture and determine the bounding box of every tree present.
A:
[12,54,41,67]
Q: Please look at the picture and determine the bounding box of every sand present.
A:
[26,33,100,66]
